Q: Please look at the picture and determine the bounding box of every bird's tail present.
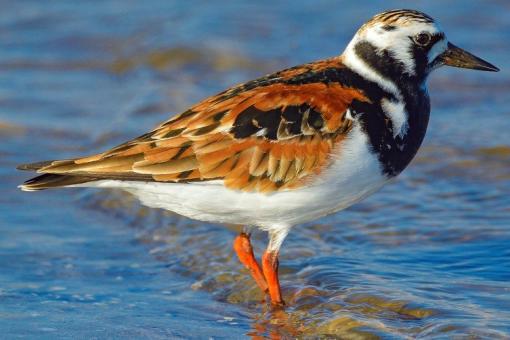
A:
[17,161,97,191]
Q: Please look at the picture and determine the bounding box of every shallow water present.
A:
[1,0,510,338]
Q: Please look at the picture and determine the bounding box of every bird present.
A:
[18,9,498,307]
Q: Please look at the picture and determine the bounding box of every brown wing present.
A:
[24,58,369,193]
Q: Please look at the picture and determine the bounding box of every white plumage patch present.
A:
[380,98,408,138]
[428,38,448,65]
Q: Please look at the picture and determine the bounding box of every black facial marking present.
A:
[355,41,409,82]
[410,32,445,75]
[410,43,429,77]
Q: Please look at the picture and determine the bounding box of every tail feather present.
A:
[19,173,98,191]
[17,160,56,171]
[17,152,157,191]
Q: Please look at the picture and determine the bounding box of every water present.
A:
[1,0,509,338]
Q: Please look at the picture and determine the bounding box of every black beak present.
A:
[439,42,499,72]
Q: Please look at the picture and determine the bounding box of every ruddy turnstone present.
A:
[18,9,498,307]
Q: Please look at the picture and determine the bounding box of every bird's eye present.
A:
[414,32,432,46]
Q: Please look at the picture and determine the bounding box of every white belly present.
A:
[91,122,389,230]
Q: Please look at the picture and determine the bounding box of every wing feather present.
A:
[26,58,369,193]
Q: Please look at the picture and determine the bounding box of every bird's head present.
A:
[343,9,499,88]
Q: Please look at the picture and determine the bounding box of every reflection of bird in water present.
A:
[18,9,498,307]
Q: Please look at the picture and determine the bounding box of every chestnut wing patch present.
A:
[32,60,369,193]
[193,133,344,192]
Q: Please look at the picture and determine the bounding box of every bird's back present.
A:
[19,57,376,193]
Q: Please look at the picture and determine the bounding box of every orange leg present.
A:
[262,250,284,307]
[233,233,268,293]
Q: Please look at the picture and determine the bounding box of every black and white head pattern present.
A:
[344,9,449,85]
